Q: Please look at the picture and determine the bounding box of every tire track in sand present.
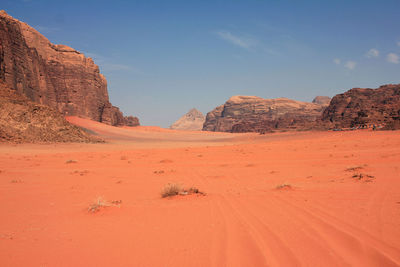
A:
[271,193,400,266]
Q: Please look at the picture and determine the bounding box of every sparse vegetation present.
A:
[275,183,293,190]
[161,183,205,198]
[88,197,122,213]
[66,159,78,164]
[345,165,366,172]
[161,183,182,198]
[352,173,375,181]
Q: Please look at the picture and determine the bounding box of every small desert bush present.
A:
[88,197,122,213]
[345,166,364,172]
[188,187,200,194]
[275,183,292,190]
[161,184,205,198]
[66,159,78,164]
[352,173,375,180]
[161,183,182,198]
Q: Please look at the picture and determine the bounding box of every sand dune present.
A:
[0,118,399,266]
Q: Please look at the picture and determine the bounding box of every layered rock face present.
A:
[321,84,400,130]
[203,96,326,133]
[0,10,139,126]
[0,80,102,143]
[170,108,205,131]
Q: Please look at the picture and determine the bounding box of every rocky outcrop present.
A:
[0,80,102,143]
[203,96,326,133]
[124,115,140,127]
[170,108,205,131]
[321,84,400,130]
[312,96,331,106]
[0,10,139,126]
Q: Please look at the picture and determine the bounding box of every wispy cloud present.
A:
[216,30,256,49]
[344,61,356,70]
[85,52,145,74]
[333,58,341,65]
[387,53,399,64]
[365,48,379,58]
[397,41,400,47]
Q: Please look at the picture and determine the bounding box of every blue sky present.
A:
[2,0,400,127]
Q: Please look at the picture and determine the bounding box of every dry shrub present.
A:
[88,197,122,213]
[275,184,292,190]
[352,173,375,181]
[161,184,205,198]
[161,183,182,198]
[345,165,365,172]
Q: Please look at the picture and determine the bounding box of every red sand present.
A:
[1,117,399,266]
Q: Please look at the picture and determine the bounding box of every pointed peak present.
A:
[187,108,202,115]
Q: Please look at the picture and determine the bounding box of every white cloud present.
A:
[216,30,255,49]
[365,48,379,58]
[387,53,399,64]
[333,58,341,65]
[344,61,356,70]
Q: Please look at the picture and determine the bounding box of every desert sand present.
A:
[0,117,399,266]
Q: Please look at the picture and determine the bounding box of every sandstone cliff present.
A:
[0,80,102,143]
[321,84,400,130]
[170,108,205,131]
[203,96,326,133]
[0,10,138,126]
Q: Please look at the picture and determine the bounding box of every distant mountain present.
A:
[170,108,205,131]
[321,84,400,130]
[202,96,326,133]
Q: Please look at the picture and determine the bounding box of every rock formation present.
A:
[203,96,326,133]
[312,96,331,106]
[0,80,102,143]
[170,108,205,131]
[0,10,139,126]
[321,84,400,130]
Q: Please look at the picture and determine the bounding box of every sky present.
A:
[2,0,400,127]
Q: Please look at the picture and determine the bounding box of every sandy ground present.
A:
[0,117,399,266]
